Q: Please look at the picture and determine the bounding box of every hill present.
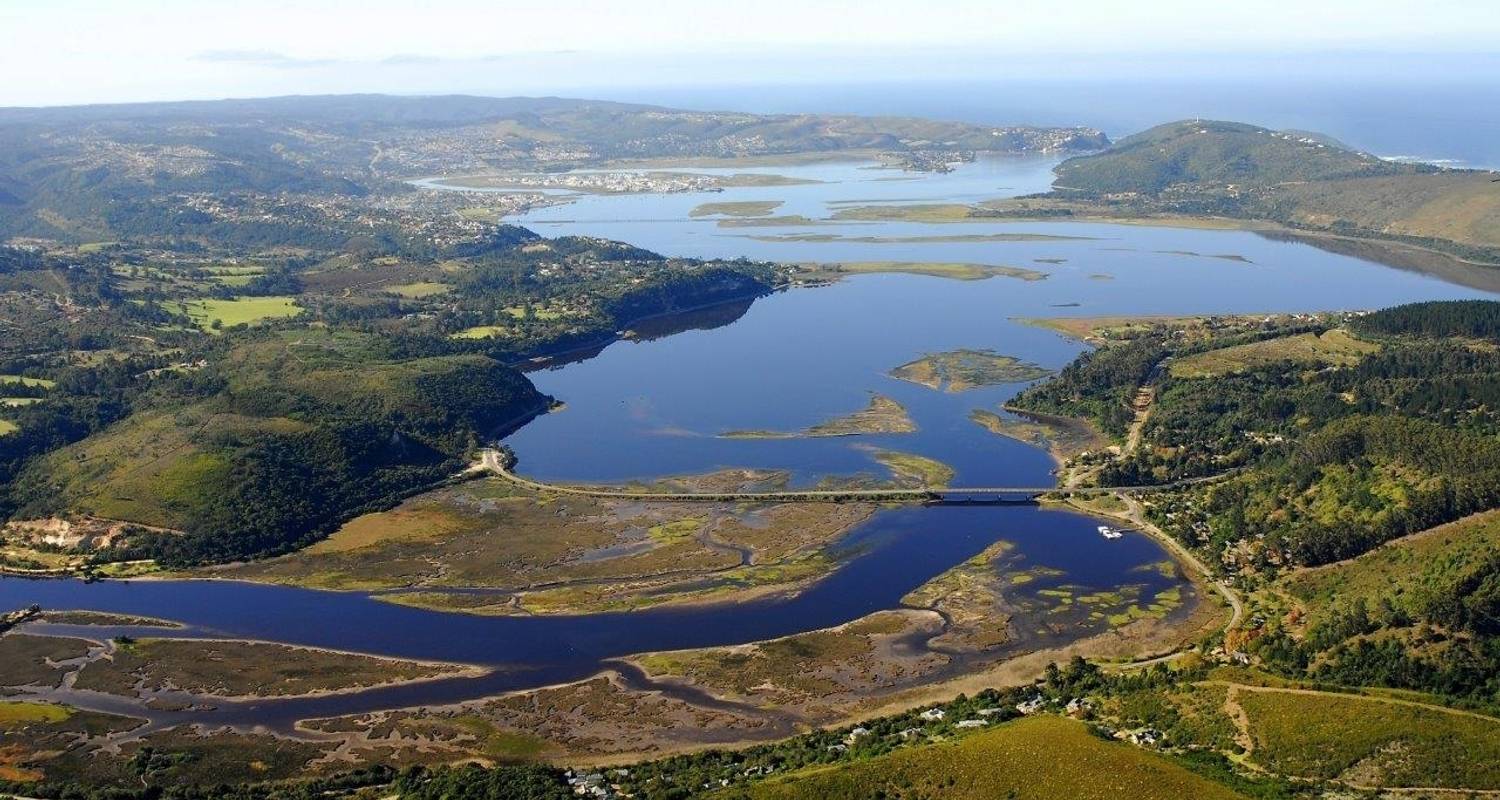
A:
[7,331,547,564]
[0,93,1107,240]
[1050,119,1500,259]
[0,225,785,570]
[1054,120,1402,193]
[712,716,1247,800]
[1011,301,1500,710]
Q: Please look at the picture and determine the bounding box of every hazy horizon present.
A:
[3,0,1498,108]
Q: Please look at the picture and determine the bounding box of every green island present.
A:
[690,200,786,218]
[890,349,1052,392]
[721,394,917,439]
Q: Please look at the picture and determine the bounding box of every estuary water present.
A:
[501,155,1498,484]
[1,156,1494,728]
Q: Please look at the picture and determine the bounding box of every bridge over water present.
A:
[476,450,1213,505]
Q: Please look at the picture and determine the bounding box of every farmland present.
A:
[173,296,302,331]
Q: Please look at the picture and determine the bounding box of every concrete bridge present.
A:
[476,450,1220,505]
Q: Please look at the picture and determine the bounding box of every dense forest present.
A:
[1013,303,1500,568]
[1012,301,1500,709]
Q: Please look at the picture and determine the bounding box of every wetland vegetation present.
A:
[2,91,1499,799]
[890,349,1052,392]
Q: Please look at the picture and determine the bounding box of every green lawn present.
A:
[502,304,569,320]
[0,375,55,389]
[386,282,452,298]
[0,700,73,727]
[451,325,513,340]
[718,716,1247,800]
[176,296,302,332]
[0,419,17,436]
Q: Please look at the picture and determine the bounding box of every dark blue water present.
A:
[3,507,1156,664]
[498,156,1495,483]
[1,505,1177,726]
[6,156,1495,726]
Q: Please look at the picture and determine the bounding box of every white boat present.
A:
[1098,525,1125,539]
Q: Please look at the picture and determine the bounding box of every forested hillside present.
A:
[1012,301,1500,709]
[1014,302,1500,569]
[0,225,784,568]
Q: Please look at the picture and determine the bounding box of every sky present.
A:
[1,0,1498,107]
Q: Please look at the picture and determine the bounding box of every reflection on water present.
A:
[501,156,1496,485]
[3,155,1494,726]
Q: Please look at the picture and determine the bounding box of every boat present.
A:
[1098,525,1125,540]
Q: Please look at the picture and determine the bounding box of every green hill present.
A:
[1053,119,1401,194]
[9,331,546,564]
[1051,120,1500,258]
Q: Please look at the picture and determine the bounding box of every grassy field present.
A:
[717,715,1248,800]
[0,700,73,727]
[304,506,481,555]
[0,374,55,388]
[1238,688,1500,788]
[23,409,308,527]
[176,296,301,332]
[1279,171,1500,249]
[385,281,451,298]
[806,261,1048,281]
[690,200,784,218]
[0,419,16,436]
[502,303,571,321]
[452,324,513,339]
[872,449,954,487]
[891,349,1051,392]
[1169,329,1379,378]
